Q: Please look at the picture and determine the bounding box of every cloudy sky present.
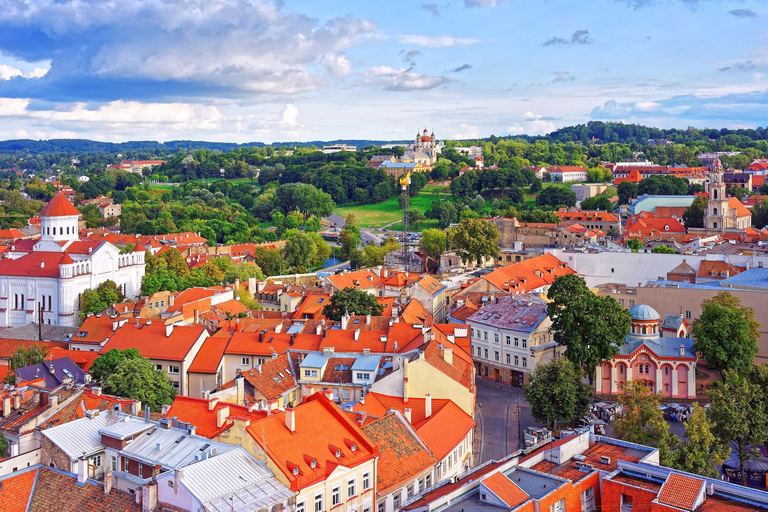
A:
[0,0,765,142]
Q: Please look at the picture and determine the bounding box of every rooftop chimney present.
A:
[324,389,334,402]
[365,314,371,325]
[354,328,361,341]
[236,376,245,405]
[341,312,350,330]
[165,324,173,337]
[92,386,102,396]
[285,408,296,432]
[208,398,219,411]
[2,397,10,416]
[443,347,453,365]
[112,319,118,332]
[104,471,114,494]
[77,456,88,484]
[679,345,685,356]
[404,408,412,423]
[425,393,432,418]
[216,405,230,428]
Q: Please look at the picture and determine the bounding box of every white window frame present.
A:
[332,486,341,507]
[348,478,356,498]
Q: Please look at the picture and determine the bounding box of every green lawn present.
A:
[334,185,449,229]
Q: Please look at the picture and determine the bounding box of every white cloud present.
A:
[0,64,48,80]
[449,123,482,139]
[320,53,353,77]
[282,104,300,126]
[364,66,454,91]
[634,101,660,112]
[397,35,484,48]
[0,98,29,116]
[463,0,509,7]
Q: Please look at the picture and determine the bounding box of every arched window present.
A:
[714,189,718,199]
[645,364,650,373]
[642,326,647,334]
[714,222,718,229]
[714,207,718,216]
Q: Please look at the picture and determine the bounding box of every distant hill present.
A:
[1,121,766,155]
[0,138,412,154]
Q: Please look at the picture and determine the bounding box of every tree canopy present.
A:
[79,280,125,318]
[523,358,591,429]
[669,403,730,478]
[106,357,176,413]
[613,381,676,465]
[322,288,384,321]
[682,195,707,228]
[448,218,500,264]
[90,348,142,386]
[546,274,631,381]
[2,344,50,384]
[692,292,760,379]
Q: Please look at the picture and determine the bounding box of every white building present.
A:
[322,144,357,153]
[0,192,145,327]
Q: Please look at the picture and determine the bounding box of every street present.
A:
[473,378,539,464]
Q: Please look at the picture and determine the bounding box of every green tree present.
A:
[79,280,125,318]
[106,357,176,413]
[90,348,142,386]
[626,236,642,252]
[709,370,768,486]
[752,197,768,229]
[426,200,459,229]
[448,218,500,264]
[406,207,426,230]
[692,292,760,379]
[580,194,614,211]
[283,231,316,271]
[682,195,707,228]
[651,244,674,254]
[727,186,749,200]
[523,358,591,430]
[2,344,50,384]
[420,228,447,261]
[223,262,265,283]
[546,274,631,383]
[670,403,730,478]
[322,287,384,321]
[613,381,676,465]
[536,186,577,208]
[0,434,7,457]
[617,181,639,205]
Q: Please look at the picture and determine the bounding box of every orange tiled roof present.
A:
[353,392,474,460]
[624,212,686,240]
[248,393,378,491]
[400,299,433,325]
[555,209,620,223]
[40,191,80,217]
[48,348,98,371]
[362,413,438,495]
[163,396,265,438]
[482,472,529,508]
[0,339,68,359]
[167,287,229,313]
[99,323,206,362]
[29,466,140,510]
[225,331,322,356]
[73,315,151,345]
[292,293,331,319]
[697,260,744,279]
[238,353,298,401]
[728,196,752,218]
[187,336,228,374]
[0,466,36,512]
[657,472,705,510]
[482,253,575,294]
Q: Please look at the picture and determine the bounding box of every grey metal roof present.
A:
[629,304,660,321]
[42,411,151,460]
[299,353,329,369]
[620,335,696,358]
[0,322,78,341]
[121,426,236,470]
[501,467,566,499]
[466,293,547,333]
[170,448,294,511]
[721,268,768,290]
[661,314,683,331]
[351,355,381,372]
[99,414,155,440]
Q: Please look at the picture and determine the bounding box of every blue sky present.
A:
[0,0,765,142]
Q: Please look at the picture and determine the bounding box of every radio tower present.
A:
[399,171,411,272]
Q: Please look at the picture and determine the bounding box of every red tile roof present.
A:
[400,299,433,325]
[163,396,265,438]
[187,335,228,374]
[728,196,752,218]
[238,353,298,401]
[73,315,151,345]
[482,254,575,293]
[0,339,68,359]
[99,323,205,362]
[0,252,71,278]
[555,209,620,223]
[225,332,322,356]
[29,466,140,511]
[657,472,705,510]
[40,191,80,217]
[697,260,744,279]
[624,212,686,240]
[482,472,529,508]
[292,293,331,319]
[362,413,438,495]
[248,393,378,491]
[0,466,36,512]
[353,392,474,460]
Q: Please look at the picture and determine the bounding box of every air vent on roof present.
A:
[600,456,611,465]
[575,461,593,472]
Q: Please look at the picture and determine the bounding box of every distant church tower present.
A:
[705,156,727,231]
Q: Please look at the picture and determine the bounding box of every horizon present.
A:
[0,0,765,142]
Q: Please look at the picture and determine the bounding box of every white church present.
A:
[0,192,145,327]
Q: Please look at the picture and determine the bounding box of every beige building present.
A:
[595,282,768,363]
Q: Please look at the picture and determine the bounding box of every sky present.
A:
[0,0,765,143]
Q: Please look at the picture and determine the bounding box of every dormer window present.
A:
[293,467,299,475]
[336,449,341,457]
[311,459,317,468]
[351,443,357,452]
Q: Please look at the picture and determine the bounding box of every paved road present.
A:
[474,379,540,464]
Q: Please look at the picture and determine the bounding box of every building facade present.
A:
[0,192,144,327]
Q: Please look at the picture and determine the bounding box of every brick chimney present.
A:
[425,393,432,419]
[235,377,245,405]
[404,408,412,423]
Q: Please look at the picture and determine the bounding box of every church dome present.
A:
[40,191,79,218]
[422,136,431,142]
[629,304,660,321]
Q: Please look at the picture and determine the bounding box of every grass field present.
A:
[334,185,449,229]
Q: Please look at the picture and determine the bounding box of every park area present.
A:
[334,184,449,229]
